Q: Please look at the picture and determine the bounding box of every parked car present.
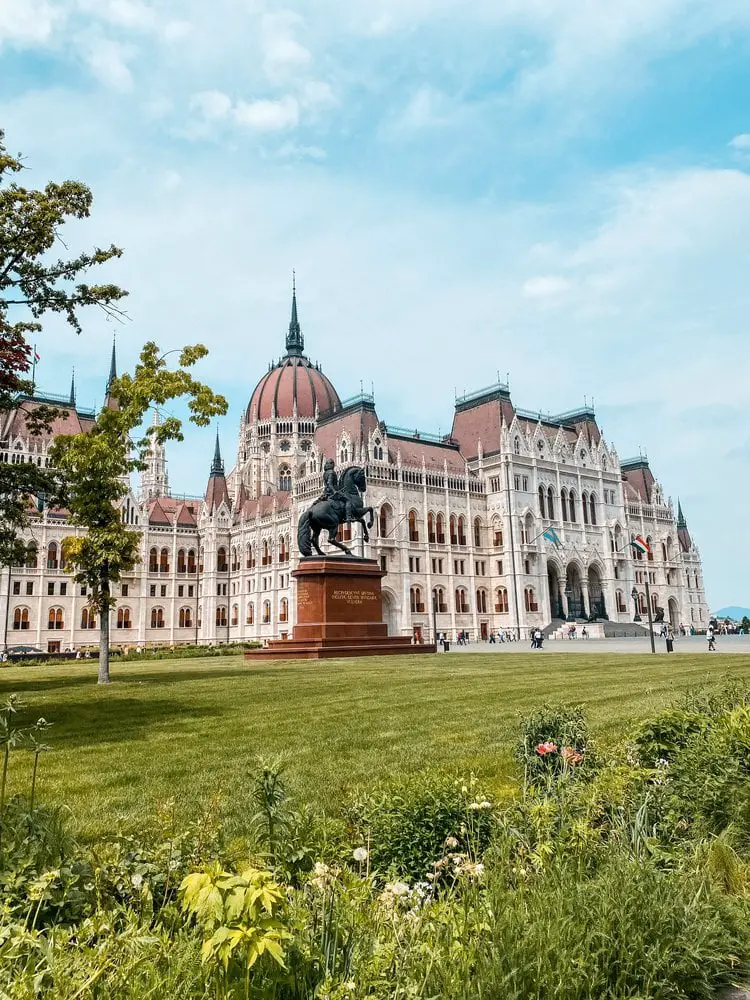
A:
[7,644,44,655]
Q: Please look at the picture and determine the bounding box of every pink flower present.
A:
[535,741,558,756]
[561,746,584,766]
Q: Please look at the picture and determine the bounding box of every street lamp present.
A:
[631,586,641,622]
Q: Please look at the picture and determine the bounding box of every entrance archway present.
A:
[587,565,606,619]
[547,563,563,619]
[565,564,585,620]
[668,597,679,629]
[382,589,398,636]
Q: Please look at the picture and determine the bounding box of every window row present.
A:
[14,541,69,570]
[408,586,524,616]
[148,547,197,573]
[216,600,289,627]
[379,506,485,547]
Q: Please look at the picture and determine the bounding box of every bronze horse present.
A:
[297,466,374,557]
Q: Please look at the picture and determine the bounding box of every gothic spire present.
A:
[107,337,117,390]
[69,369,76,407]
[677,498,687,529]
[210,428,225,477]
[285,271,304,357]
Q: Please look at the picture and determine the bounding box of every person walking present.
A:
[707,625,716,652]
[666,623,675,653]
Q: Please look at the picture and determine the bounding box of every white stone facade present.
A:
[0,312,709,652]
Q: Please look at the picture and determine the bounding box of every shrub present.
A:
[632,707,708,766]
[517,702,591,782]
[349,774,494,880]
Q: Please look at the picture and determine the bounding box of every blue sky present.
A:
[2,0,749,608]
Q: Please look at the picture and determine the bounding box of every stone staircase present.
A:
[544,618,652,640]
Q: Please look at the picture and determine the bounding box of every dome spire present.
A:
[210,427,225,477]
[285,270,304,357]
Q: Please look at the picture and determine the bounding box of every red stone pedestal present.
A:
[245,557,436,661]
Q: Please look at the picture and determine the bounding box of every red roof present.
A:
[247,356,340,421]
[238,491,291,520]
[146,496,201,527]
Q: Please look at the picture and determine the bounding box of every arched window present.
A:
[244,544,253,570]
[278,465,292,491]
[279,536,288,563]
[159,547,169,573]
[117,607,132,629]
[177,548,186,573]
[47,541,58,570]
[340,442,349,464]
[80,607,97,630]
[432,587,446,612]
[538,486,546,516]
[179,607,192,628]
[262,600,271,624]
[13,608,30,631]
[408,510,419,543]
[457,516,467,546]
[47,607,63,630]
[25,543,37,569]
[231,604,239,626]
[217,547,228,572]
[493,521,504,547]
[560,489,568,522]
[638,592,647,615]
[495,587,509,613]
[616,589,626,613]
[476,588,488,613]
[589,494,597,526]
[150,607,165,629]
[436,513,446,544]
[187,548,196,573]
[427,512,435,543]
[662,542,667,562]
[231,547,239,572]
[450,514,457,546]
[215,605,227,627]
[547,487,555,520]
[582,491,589,525]
[373,438,384,461]
[650,591,659,614]
[379,503,392,538]
[524,587,537,612]
[513,436,521,455]
[246,602,255,625]
[455,587,469,613]
[410,586,423,613]
[262,540,271,566]
[473,517,482,548]
[646,535,654,562]
[568,491,577,523]
[341,522,352,541]
[149,546,158,572]
[279,597,288,622]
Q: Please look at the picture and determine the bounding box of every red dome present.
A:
[247,355,340,421]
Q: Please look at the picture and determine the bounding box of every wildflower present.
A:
[345,984,356,992]
[561,746,584,766]
[535,741,557,756]
[388,881,410,897]
[461,785,469,794]
[444,836,459,849]
[468,802,481,811]
[352,846,369,863]
[479,800,492,810]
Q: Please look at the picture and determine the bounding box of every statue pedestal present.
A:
[245,557,436,661]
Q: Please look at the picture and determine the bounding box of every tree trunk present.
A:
[98,570,111,685]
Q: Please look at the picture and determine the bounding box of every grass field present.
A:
[2,650,750,840]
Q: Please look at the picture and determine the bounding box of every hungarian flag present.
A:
[543,527,562,548]
[33,349,40,362]
[631,535,650,555]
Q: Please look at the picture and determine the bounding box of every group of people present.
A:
[564,625,589,639]
[487,630,521,643]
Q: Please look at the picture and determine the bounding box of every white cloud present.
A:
[234,96,299,131]
[522,275,570,299]
[729,133,750,150]
[261,11,311,81]
[0,0,62,45]
[82,37,134,90]
[300,80,337,110]
[190,89,232,120]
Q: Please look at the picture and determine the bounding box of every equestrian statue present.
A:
[297,460,375,557]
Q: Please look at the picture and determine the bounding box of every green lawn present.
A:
[2,651,749,839]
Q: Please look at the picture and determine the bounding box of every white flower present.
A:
[444,836,459,849]
[345,983,356,992]
[479,800,492,810]
[387,881,410,897]
[352,846,369,863]
[468,802,481,811]
[131,873,143,889]
[313,862,330,877]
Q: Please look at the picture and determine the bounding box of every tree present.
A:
[0,129,126,565]
[49,343,227,684]
[742,616,750,635]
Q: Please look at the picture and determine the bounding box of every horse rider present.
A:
[316,459,356,523]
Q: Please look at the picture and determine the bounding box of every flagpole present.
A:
[31,344,37,392]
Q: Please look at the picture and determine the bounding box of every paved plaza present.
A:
[444,634,750,655]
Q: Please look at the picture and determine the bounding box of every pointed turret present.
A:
[285,272,304,357]
[138,408,169,501]
[104,336,119,410]
[676,498,692,552]
[69,369,76,407]
[205,428,229,512]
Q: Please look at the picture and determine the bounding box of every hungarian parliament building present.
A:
[1,289,709,651]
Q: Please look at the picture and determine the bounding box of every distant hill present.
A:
[714,607,750,620]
